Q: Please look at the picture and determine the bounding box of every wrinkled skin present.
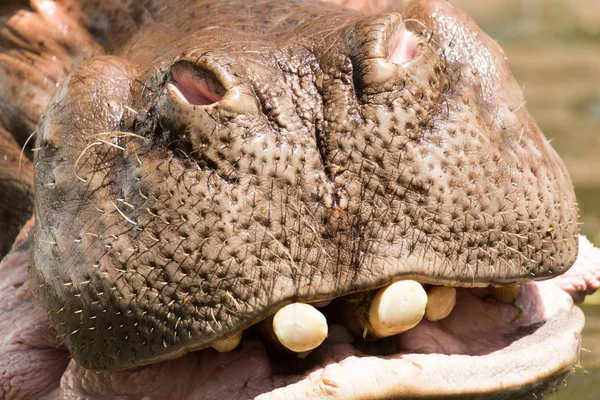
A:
[0,0,598,399]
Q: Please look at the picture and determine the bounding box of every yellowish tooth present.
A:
[492,285,521,304]
[424,286,456,322]
[272,303,328,352]
[211,331,243,352]
[366,280,428,338]
[310,299,332,308]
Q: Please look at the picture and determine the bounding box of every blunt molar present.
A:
[424,286,457,322]
[310,299,332,308]
[492,285,522,304]
[211,331,243,353]
[270,303,328,353]
[345,280,428,339]
[368,281,428,338]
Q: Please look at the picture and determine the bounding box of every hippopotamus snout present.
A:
[0,2,587,399]
[29,1,578,373]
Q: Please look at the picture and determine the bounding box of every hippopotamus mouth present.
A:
[1,0,599,399]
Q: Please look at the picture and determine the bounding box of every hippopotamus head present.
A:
[0,0,590,399]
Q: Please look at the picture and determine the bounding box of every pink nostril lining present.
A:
[169,65,224,106]
[387,29,422,65]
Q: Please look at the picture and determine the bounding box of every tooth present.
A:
[295,350,313,359]
[211,331,243,352]
[492,284,521,303]
[271,303,328,352]
[360,280,428,338]
[424,286,456,322]
[310,299,332,308]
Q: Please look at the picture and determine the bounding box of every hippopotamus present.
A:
[1,0,600,398]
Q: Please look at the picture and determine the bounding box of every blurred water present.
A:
[450,1,600,398]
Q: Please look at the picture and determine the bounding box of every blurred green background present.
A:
[451,1,600,398]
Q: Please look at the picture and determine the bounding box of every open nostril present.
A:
[168,63,225,106]
[349,14,425,89]
[387,29,422,65]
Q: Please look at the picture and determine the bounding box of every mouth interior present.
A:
[207,280,573,382]
[129,277,576,400]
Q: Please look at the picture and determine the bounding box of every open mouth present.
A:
[255,280,582,399]
[56,272,584,399]
[3,230,595,399]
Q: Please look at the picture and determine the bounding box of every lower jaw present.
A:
[59,278,582,399]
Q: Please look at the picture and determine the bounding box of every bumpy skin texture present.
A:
[23,0,579,371]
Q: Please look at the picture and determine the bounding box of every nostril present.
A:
[387,29,422,65]
[348,14,424,90]
[168,63,225,106]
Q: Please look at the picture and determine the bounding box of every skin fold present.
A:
[0,0,597,399]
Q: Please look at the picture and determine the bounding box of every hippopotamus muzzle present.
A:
[1,0,599,399]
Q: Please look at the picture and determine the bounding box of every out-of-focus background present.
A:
[451,1,600,398]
